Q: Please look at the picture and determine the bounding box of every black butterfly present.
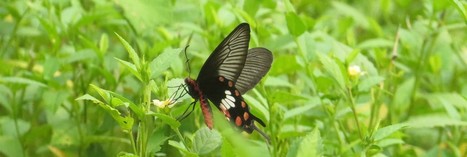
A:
[184,23,272,139]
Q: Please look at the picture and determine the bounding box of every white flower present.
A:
[348,65,364,77]
[153,98,176,108]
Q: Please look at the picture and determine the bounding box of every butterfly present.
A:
[184,23,273,139]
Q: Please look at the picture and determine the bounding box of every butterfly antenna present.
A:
[176,101,197,121]
[251,123,271,144]
[184,33,194,78]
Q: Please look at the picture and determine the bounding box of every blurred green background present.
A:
[1,0,466,156]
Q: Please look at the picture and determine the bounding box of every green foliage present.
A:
[1,0,466,156]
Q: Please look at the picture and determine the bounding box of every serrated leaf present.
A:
[82,85,135,131]
[319,54,346,90]
[150,48,181,78]
[77,93,134,132]
[148,128,171,154]
[296,127,320,157]
[115,33,141,70]
[192,126,221,155]
[374,123,408,141]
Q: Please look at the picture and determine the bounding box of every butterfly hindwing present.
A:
[235,48,273,94]
[202,76,265,133]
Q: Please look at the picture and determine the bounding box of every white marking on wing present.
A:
[221,99,231,109]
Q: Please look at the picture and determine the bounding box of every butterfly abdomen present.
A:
[185,78,214,129]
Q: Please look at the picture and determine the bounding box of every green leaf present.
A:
[118,0,172,32]
[270,55,302,75]
[377,138,405,147]
[451,0,467,23]
[285,12,306,37]
[89,84,111,103]
[332,1,369,28]
[0,136,23,157]
[406,115,467,128]
[243,94,269,123]
[78,87,135,131]
[374,123,408,141]
[392,77,415,111]
[192,126,222,155]
[264,76,294,88]
[117,152,139,157]
[319,54,346,90]
[0,77,47,87]
[108,91,144,119]
[43,57,60,80]
[358,76,385,92]
[243,0,260,16]
[1,118,30,137]
[153,113,180,130]
[148,128,171,154]
[284,96,320,120]
[115,33,141,70]
[150,48,181,78]
[270,91,308,104]
[296,127,320,157]
[116,58,142,81]
[99,33,109,55]
[221,139,236,157]
[168,140,197,157]
[357,38,393,49]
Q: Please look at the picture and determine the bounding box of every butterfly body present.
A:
[185,23,272,135]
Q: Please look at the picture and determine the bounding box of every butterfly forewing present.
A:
[197,23,250,82]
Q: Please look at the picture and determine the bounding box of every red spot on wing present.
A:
[243,112,249,120]
[241,101,246,108]
[235,116,242,126]
[235,90,240,96]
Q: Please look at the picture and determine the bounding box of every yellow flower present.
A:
[348,65,364,77]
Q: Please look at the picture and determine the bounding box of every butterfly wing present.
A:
[235,48,273,94]
[196,23,250,82]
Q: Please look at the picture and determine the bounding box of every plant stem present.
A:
[347,87,363,140]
